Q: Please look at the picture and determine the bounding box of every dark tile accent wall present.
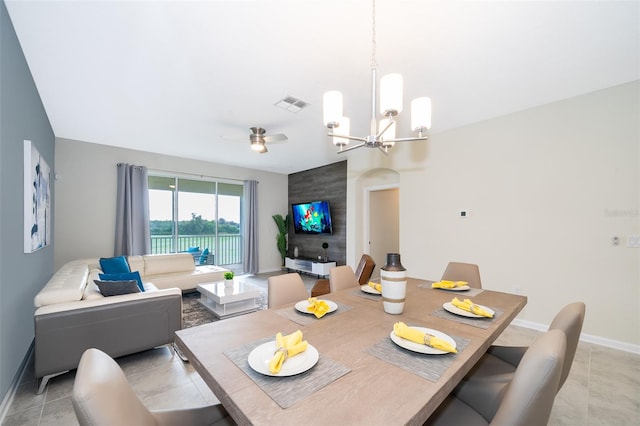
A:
[288,161,347,265]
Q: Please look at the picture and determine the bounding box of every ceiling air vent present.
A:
[275,96,309,113]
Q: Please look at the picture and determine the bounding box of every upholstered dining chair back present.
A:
[547,302,585,389]
[354,254,376,285]
[441,262,482,289]
[267,273,309,308]
[428,330,565,426]
[329,265,359,293]
[72,348,231,426]
[487,301,585,391]
[490,329,566,425]
[312,254,376,297]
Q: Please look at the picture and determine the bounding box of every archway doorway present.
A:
[357,168,400,279]
[366,186,399,278]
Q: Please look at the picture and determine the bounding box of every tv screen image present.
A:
[291,201,333,234]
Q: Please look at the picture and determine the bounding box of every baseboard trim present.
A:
[0,341,34,423]
[511,318,640,355]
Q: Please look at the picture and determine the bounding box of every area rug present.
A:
[181,289,268,328]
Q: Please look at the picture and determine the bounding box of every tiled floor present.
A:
[3,273,640,425]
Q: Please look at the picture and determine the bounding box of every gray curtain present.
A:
[114,163,151,256]
[243,180,259,274]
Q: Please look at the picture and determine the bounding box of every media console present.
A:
[285,257,336,278]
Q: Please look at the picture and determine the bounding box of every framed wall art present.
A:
[24,140,51,253]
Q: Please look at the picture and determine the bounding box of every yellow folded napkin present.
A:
[393,322,457,353]
[431,280,468,289]
[368,281,382,292]
[268,330,308,374]
[451,297,494,318]
[307,297,331,318]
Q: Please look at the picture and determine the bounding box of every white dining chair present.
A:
[267,273,309,308]
[328,265,359,293]
[425,329,566,426]
[441,262,482,289]
[72,348,234,426]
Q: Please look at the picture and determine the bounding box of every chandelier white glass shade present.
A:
[322,0,431,154]
[332,116,351,147]
[323,69,432,154]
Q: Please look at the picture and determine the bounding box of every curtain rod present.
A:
[145,167,258,184]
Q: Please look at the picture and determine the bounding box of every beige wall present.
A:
[347,81,639,349]
[54,138,288,272]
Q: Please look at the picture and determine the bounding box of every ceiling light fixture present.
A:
[250,141,267,153]
[250,129,268,153]
[322,0,431,154]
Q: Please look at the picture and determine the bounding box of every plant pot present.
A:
[224,279,234,287]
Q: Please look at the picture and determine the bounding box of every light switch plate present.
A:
[627,235,640,248]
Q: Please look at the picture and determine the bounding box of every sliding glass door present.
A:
[148,175,243,266]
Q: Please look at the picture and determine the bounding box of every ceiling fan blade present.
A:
[264,133,288,144]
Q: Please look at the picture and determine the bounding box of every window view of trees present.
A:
[148,175,243,265]
[150,214,240,236]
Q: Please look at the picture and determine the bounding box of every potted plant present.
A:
[272,213,290,267]
[223,271,234,287]
[322,242,329,262]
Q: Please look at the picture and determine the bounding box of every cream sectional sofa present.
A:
[33,253,229,393]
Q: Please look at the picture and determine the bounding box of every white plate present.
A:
[247,341,319,376]
[295,300,338,315]
[433,285,470,291]
[360,285,381,295]
[390,327,456,355]
[443,302,494,318]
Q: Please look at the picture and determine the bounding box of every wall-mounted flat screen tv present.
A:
[291,200,333,234]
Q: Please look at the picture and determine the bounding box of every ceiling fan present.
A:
[247,127,288,154]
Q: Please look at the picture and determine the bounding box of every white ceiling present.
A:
[6,0,639,174]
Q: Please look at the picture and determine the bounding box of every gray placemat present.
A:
[430,306,504,329]
[275,302,353,326]
[417,283,484,297]
[224,337,351,408]
[367,333,470,383]
[350,287,382,301]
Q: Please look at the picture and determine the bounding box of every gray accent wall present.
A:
[288,161,347,264]
[1,0,55,402]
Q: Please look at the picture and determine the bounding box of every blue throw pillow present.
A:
[186,246,200,253]
[199,248,210,265]
[99,271,144,292]
[99,256,131,274]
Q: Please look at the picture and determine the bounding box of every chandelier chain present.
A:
[371,0,377,69]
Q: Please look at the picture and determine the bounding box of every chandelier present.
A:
[322,0,432,154]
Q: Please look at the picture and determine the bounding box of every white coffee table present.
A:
[197,280,261,319]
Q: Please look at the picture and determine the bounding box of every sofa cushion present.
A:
[142,253,195,276]
[94,280,141,297]
[34,261,90,307]
[82,269,104,301]
[99,256,130,274]
[99,271,144,292]
[126,255,144,275]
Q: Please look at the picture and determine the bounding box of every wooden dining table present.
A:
[175,278,527,426]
